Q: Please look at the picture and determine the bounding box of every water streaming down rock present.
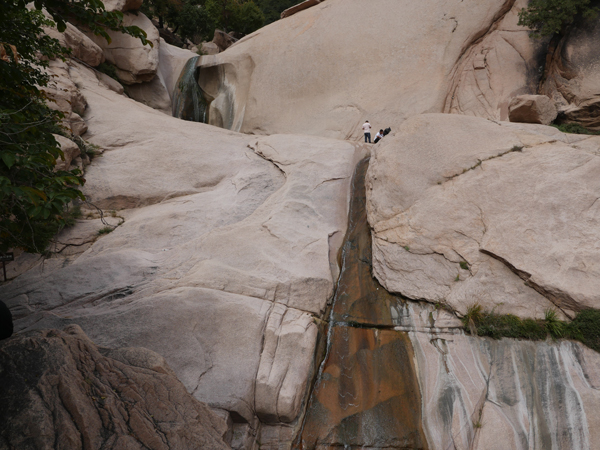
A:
[294,158,429,449]
[171,56,208,122]
[293,157,600,450]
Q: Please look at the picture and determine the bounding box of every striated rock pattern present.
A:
[367,113,600,319]
[298,159,429,449]
[0,325,229,450]
[298,156,600,449]
[405,302,600,450]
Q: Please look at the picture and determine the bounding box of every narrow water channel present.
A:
[294,158,428,449]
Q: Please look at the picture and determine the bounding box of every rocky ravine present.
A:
[2,0,600,448]
[1,59,367,448]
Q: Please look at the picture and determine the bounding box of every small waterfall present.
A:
[171,56,208,123]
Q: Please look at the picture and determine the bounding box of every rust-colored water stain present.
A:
[294,158,428,450]
[331,158,405,326]
[298,327,427,449]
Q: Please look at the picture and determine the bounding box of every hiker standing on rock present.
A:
[363,120,372,143]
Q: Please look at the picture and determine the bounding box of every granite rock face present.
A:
[42,14,104,67]
[53,134,81,171]
[543,17,600,130]
[195,0,544,138]
[84,13,160,84]
[0,325,230,450]
[0,61,367,446]
[367,113,600,319]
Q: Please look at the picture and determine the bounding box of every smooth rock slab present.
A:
[206,0,533,138]
[0,61,366,437]
[367,114,600,318]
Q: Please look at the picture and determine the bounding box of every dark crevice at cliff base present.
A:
[294,158,428,450]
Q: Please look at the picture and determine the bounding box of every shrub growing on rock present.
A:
[0,0,148,253]
[518,0,600,36]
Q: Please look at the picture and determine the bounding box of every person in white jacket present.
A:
[374,129,384,143]
[362,120,372,143]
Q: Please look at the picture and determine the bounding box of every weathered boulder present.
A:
[68,112,88,136]
[212,29,237,52]
[444,0,549,121]
[367,113,600,319]
[95,70,125,94]
[53,134,81,171]
[0,61,367,444]
[0,325,230,449]
[43,18,104,67]
[42,59,89,136]
[508,94,558,125]
[43,59,87,116]
[83,13,160,84]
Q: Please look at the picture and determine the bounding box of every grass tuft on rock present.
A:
[461,306,600,352]
[552,123,600,135]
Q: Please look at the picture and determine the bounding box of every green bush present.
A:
[96,62,119,81]
[462,306,600,352]
[567,309,600,352]
[518,0,600,36]
[552,123,600,135]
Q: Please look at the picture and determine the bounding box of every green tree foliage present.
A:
[141,0,183,30]
[143,0,264,43]
[204,0,264,35]
[256,0,298,24]
[0,0,147,253]
[176,2,213,41]
[518,0,600,36]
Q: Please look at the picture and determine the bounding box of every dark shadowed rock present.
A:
[0,325,230,450]
[0,300,12,340]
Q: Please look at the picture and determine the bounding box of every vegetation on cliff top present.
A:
[518,0,600,36]
[141,0,266,43]
[0,0,146,253]
[141,0,298,44]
